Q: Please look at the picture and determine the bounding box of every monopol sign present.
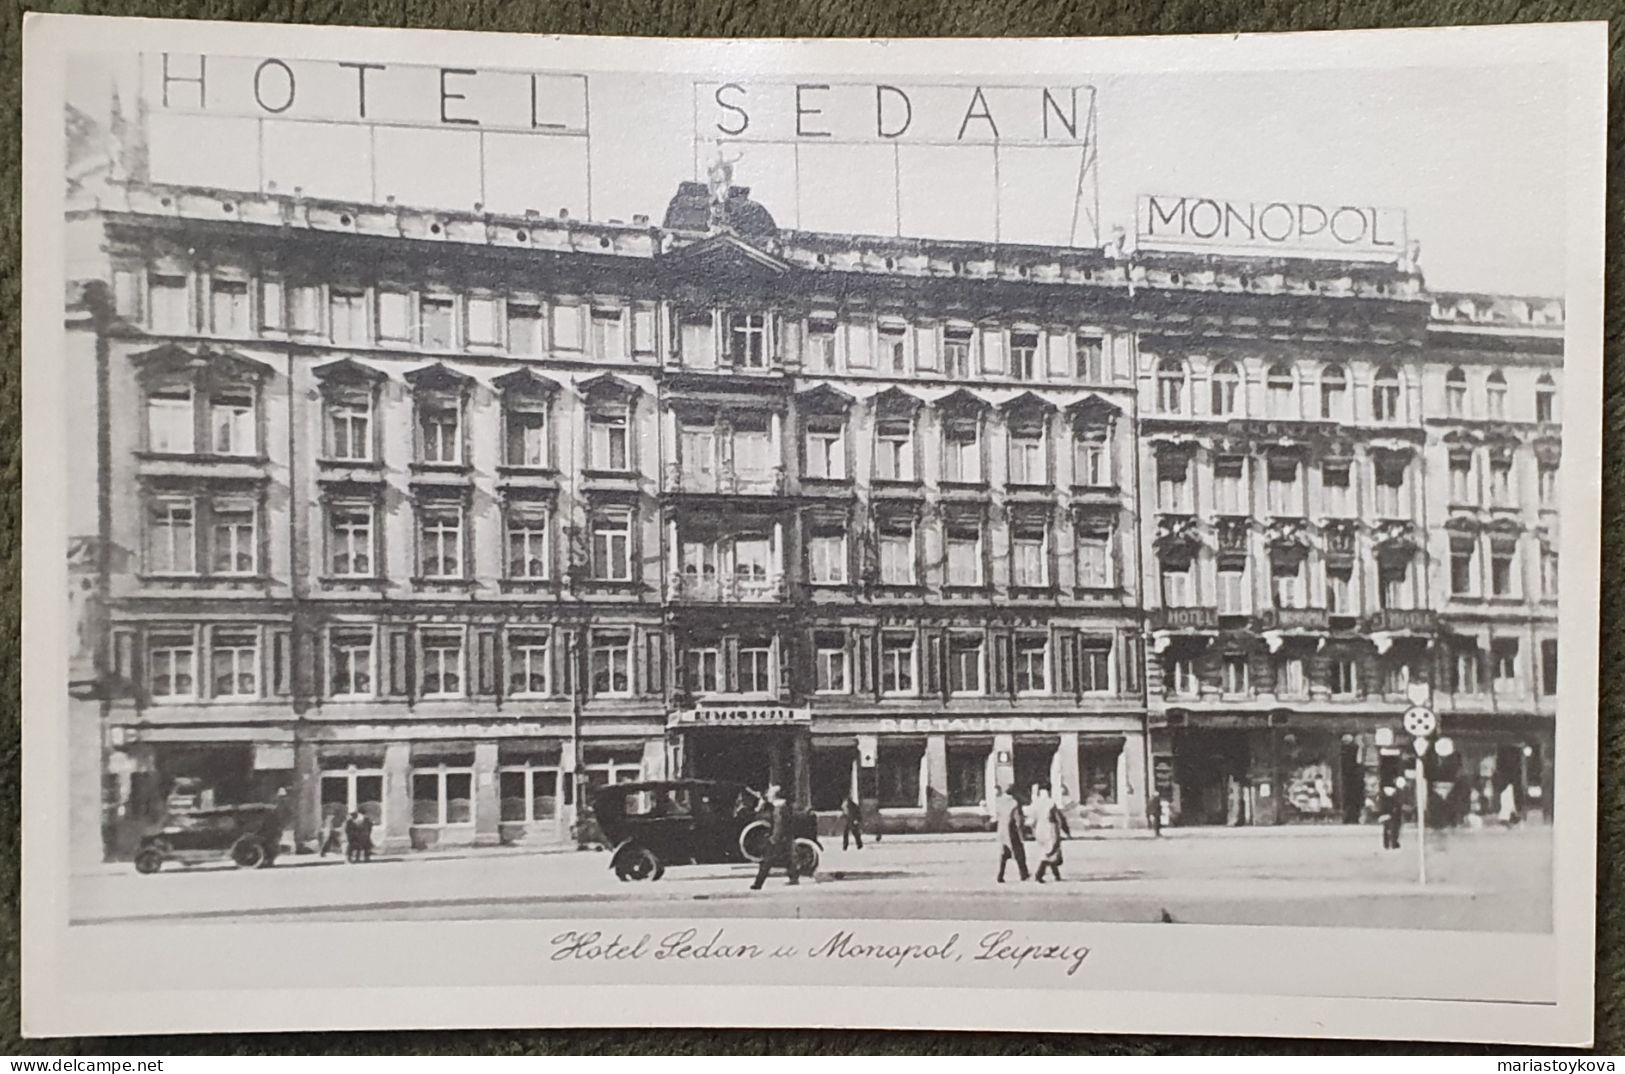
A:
[1136,193,1408,259]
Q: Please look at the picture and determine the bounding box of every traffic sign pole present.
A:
[1414,748,1427,886]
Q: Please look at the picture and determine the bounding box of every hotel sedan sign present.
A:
[671,706,812,728]
[1136,194,1408,260]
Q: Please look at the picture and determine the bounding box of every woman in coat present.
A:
[1031,783,1071,883]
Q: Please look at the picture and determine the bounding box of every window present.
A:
[1485,371,1508,420]
[845,318,874,369]
[1535,375,1557,423]
[1380,656,1416,696]
[874,419,914,481]
[1218,566,1247,614]
[945,525,983,587]
[1161,563,1192,607]
[1449,452,1475,504]
[418,506,464,580]
[506,506,549,580]
[730,424,773,483]
[947,748,987,808]
[1156,357,1186,413]
[733,535,771,586]
[1010,332,1040,381]
[147,631,197,699]
[149,273,190,333]
[1488,458,1513,507]
[590,308,624,360]
[948,633,984,695]
[1373,460,1407,518]
[1075,335,1105,382]
[1272,558,1304,609]
[1008,423,1047,485]
[1222,654,1249,695]
[1077,526,1113,588]
[328,504,375,577]
[880,632,917,696]
[420,631,465,697]
[1014,633,1048,694]
[877,742,923,809]
[210,628,259,698]
[591,510,633,582]
[146,383,194,454]
[1372,366,1401,422]
[879,323,908,373]
[915,325,940,373]
[1491,638,1520,692]
[505,405,548,468]
[1322,462,1351,516]
[808,532,847,585]
[1380,560,1412,610]
[412,767,474,826]
[287,285,320,335]
[591,631,632,696]
[325,388,373,462]
[1538,463,1558,508]
[1157,455,1191,512]
[943,419,981,483]
[815,632,848,694]
[1079,639,1111,693]
[943,328,973,379]
[1274,656,1306,698]
[686,646,721,694]
[329,630,375,698]
[1210,360,1239,416]
[507,302,544,355]
[417,397,463,464]
[1541,638,1558,696]
[1214,457,1245,514]
[729,312,769,368]
[329,289,368,345]
[506,633,552,696]
[1319,363,1347,421]
[464,297,499,347]
[209,387,256,455]
[209,503,257,575]
[804,425,845,479]
[1080,741,1120,803]
[589,409,630,471]
[147,498,196,574]
[1266,363,1297,417]
[1445,367,1467,417]
[1074,433,1110,487]
[499,763,561,823]
[1451,641,1483,694]
[979,326,1005,376]
[1011,529,1048,588]
[1490,537,1519,597]
[680,424,717,485]
[676,310,717,369]
[377,290,411,340]
[209,278,249,336]
[1326,568,1354,615]
[255,280,280,331]
[805,319,836,372]
[1266,457,1302,516]
[1166,655,1198,698]
[1450,537,1478,596]
[419,297,455,349]
[1541,546,1559,600]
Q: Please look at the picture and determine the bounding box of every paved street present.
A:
[71,825,1552,932]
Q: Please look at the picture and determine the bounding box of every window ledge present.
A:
[499,578,555,592]
[317,457,383,469]
[136,451,269,465]
[319,575,388,590]
[136,573,271,588]
[412,577,478,591]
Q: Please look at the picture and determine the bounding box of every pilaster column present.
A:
[294,740,321,847]
[382,742,412,852]
[1121,730,1149,829]
[925,734,949,824]
[473,742,500,847]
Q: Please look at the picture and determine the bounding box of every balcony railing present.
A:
[665,463,786,496]
[668,572,787,603]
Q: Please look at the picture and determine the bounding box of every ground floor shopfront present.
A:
[1150,709,1554,828]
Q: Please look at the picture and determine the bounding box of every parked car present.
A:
[133,804,286,874]
[591,780,821,881]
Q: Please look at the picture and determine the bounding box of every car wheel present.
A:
[612,844,660,882]
[134,849,164,875]
[793,838,820,877]
[231,839,267,869]
[739,821,771,862]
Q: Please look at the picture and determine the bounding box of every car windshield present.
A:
[625,788,692,818]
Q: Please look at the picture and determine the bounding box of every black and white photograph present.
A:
[20,14,1606,1044]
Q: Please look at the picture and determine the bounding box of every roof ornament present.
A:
[706,143,743,228]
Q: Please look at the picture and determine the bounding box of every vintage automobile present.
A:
[591,780,821,882]
[132,804,286,874]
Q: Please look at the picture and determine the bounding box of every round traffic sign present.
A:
[1413,735,1431,756]
[1435,736,1456,758]
[1403,705,1437,737]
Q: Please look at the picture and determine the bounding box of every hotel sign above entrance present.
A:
[670,706,812,728]
[1136,194,1408,261]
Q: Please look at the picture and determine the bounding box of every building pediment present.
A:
[796,383,856,414]
[579,371,643,401]
[871,385,924,416]
[131,341,272,384]
[1066,394,1123,426]
[663,232,790,281]
[312,356,385,386]
[404,362,474,393]
[999,390,1055,416]
[492,368,561,397]
[935,388,990,416]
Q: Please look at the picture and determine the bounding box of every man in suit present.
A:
[1379,779,1405,850]
[995,785,1031,883]
[749,784,801,890]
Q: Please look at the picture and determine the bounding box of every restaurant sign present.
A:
[1137,194,1407,260]
[670,706,812,728]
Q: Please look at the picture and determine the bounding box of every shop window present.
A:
[419,631,465,698]
[329,289,368,345]
[505,504,549,580]
[417,504,465,580]
[507,302,544,355]
[591,508,633,582]
[147,630,197,699]
[506,632,552,696]
[499,763,561,823]
[948,633,984,695]
[329,629,375,698]
[321,766,384,825]
[811,749,856,812]
[591,631,632,696]
[1079,740,1121,804]
[412,766,474,826]
[327,502,376,578]
[814,632,849,694]
[877,742,924,809]
[582,749,642,793]
[947,748,988,808]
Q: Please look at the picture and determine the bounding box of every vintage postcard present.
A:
[20,13,1607,1044]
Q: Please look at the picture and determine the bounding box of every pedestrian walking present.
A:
[1378,780,1404,850]
[749,784,801,890]
[995,785,1030,883]
[344,809,375,863]
[840,793,864,850]
[1030,783,1071,883]
[318,804,344,857]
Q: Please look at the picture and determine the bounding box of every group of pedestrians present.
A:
[318,806,376,863]
[996,783,1070,883]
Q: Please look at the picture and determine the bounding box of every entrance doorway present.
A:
[684,730,803,801]
[1174,730,1250,826]
[1339,738,1365,824]
[1012,740,1058,803]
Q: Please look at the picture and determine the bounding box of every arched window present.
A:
[1266,362,1297,418]
[1210,360,1240,417]
[1319,363,1347,421]
[1445,367,1467,417]
[1485,370,1508,420]
[1535,373,1557,423]
[1372,366,1401,423]
[1156,357,1187,414]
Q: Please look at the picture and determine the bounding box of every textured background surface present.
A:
[2,0,1619,1055]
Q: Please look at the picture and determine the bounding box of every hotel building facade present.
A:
[63,169,1562,857]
